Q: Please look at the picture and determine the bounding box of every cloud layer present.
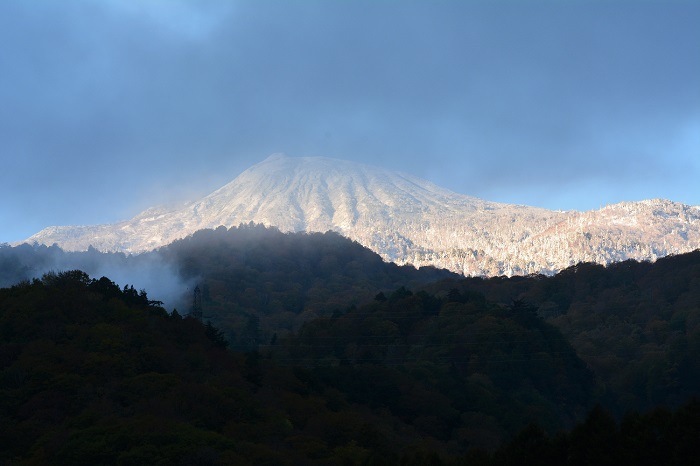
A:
[1,1,698,242]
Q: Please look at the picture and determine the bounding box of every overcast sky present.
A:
[1,0,699,243]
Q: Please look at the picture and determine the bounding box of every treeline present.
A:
[1,271,430,464]
[0,270,583,463]
[1,225,457,351]
[268,288,595,449]
[429,250,700,416]
[153,226,700,419]
[158,225,456,350]
[4,228,700,419]
[3,226,700,461]
[2,270,700,464]
[483,399,700,466]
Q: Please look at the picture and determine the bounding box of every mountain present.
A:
[23,154,700,276]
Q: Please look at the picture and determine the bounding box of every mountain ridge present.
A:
[22,154,700,276]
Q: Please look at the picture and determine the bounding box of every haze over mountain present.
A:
[23,155,700,277]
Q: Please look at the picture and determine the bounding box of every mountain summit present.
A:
[24,154,700,276]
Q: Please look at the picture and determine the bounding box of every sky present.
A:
[1,0,699,243]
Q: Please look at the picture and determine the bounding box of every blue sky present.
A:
[1,0,699,243]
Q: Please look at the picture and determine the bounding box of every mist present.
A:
[0,243,195,312]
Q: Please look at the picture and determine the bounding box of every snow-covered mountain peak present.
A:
[22,154,700,276]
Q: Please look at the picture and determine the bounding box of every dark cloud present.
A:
[1,0,698,242]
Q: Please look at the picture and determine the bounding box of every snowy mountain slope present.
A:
[23,154,700,276]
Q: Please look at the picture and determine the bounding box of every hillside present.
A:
[428,249,700,415]
[3,231,700,463]
[7,227,700,419]
[0,272,593,463]
[2,226,457,343]
[23,155,700,276]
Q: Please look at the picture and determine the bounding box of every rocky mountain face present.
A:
[24,154,700,276]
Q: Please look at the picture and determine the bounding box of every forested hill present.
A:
[2,229,700,462]
[1,224,458,346]
[2,224,457,300]
[2,265,700,463]
[1,271,596,464]
[428,249,700,415]
[158,224,461,348]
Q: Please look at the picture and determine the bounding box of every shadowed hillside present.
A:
[428,249,700,415]
[3,231,700,462]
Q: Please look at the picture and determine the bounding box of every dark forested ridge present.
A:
[0,270,590,464]
[2,225,457,352]
[428,250,700,416]
[2,228,700,463]
[157,225,458,351]
[3,271,440,464]
[268,288,595,449]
